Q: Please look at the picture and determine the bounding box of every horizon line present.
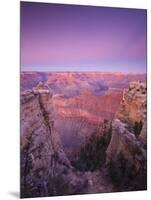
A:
[21,70,146,75]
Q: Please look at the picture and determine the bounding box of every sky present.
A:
[21,2,147,73]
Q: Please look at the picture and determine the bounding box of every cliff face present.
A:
[116,81,147,143]
[106,81,147,191]
[106,119,146,166]
[21,83,86,198]
[116,82,146,122]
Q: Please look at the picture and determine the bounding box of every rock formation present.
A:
[21,72,146,163]
[117,81,146,121]
[106,81,147,191]
[116,81,147,144]
[20,79,147,197]
[21,83,87,198]
[106,118,146,166]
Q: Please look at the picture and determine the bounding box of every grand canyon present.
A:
[21,72,147,198]
[20,2,147,198]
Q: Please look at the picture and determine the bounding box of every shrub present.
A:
[72,124,112,172]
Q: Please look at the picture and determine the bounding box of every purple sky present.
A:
[21,2,147,72]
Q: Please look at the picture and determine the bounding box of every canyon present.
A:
[20,72,147,198]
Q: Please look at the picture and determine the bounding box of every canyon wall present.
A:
[21,83,86,198]
[53,88,123,160]
[116,81,147,144]
[20,80,147,197]
[106,81,147,191]
[117,82,146,123]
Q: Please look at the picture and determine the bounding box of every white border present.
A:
[0,0,150,199]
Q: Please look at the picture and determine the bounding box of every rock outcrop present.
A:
[106,119,146,166]
[106,81,147,191]
[116,81,147,143]
[21,83,87,198]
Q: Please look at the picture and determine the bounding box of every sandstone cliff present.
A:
[116,81,147,143]
[21,83,86,198]
[106,119,146,166]
[106,81,147,191]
